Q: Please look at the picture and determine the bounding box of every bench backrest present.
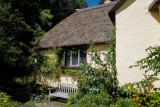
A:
[57,83,77,93]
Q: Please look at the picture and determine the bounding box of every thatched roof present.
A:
[149,0,160,11]
[38,2,116,49]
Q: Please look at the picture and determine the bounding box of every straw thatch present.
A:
[149,0,160,11]
[38,2,116,49]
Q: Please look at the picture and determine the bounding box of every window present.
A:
[64,49,87,68]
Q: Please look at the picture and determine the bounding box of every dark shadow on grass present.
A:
[50,97,68,103]
[0,75,43,103]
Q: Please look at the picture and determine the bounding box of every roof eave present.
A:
[149,0,160,11]
[109,0,127,13]
[38,40,112,49]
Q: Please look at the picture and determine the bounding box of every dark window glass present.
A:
[80,49,87,63]
[65,52,70,66]
[64,48,87,67]
[72,51,78,66]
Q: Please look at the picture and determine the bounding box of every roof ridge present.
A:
[76,1,116,13]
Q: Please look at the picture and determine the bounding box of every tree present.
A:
[0,2,32,76]
[78,0,88,8]
[0,0,88,77]
[99,0,104,4]
[0,1,53,77]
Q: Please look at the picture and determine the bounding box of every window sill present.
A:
[61,66,83,70]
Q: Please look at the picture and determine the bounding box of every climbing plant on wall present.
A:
[38,46,86,80]
[127,45,160,92]
[77,30,118,97]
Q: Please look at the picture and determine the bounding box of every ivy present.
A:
[38,46,83,80]
[38,47,63,78]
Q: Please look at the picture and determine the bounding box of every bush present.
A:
[116,98,136,107]
[124,87,160,107]
[78,32,118,97]
[0,91,21,107]
[0,91,11,103]
[67,92,113,107]
[145,92,160,106]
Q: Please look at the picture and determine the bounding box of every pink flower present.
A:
[116,81,119,85]
[112,92,115,95]
[111,68,113,72]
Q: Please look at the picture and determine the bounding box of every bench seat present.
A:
[48,83,77,101]
[50,92,69,99]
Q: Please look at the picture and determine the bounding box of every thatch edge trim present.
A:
[76,1,116,13]
[149,0,160,11]
[109,0,127,12]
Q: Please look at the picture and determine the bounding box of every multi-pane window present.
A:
[64,49,87,67]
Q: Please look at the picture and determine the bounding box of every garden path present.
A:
[35,101,66,107]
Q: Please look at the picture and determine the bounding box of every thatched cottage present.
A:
[38,1,116,85]
[38,0,160,87]
[113,0,160,86]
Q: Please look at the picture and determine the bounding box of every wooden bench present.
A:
[48,83,77,101]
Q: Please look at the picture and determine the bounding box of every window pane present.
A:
[80,49,87,63]
[72,51,78,66]
[65,52,70,66]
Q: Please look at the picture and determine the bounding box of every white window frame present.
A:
[64,50,80,67]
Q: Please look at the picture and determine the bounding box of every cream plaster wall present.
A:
[116,0,160,86]
[37,75,77,87]
[87,43,108,67]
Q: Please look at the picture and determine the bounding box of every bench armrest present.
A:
[48,87,56,91]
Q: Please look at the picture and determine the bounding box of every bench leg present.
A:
[49,95,51,101]
[49,90,51,101]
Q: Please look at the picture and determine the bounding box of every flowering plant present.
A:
[78,31,119,96]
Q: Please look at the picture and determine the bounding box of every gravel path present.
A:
[35,102,66,107]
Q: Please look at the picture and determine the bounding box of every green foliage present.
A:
[78,31,118,96]
[0,91,21,106]
[130,91,160,107]
[130,46,160,75]
[39,9,53,26]
[0,92,11,103]
[115,98,136,107]
[128,46,160,90]
[67,30,118,107]
[67,94,77,105]
[39,47,62,75]
[67,93,113,107]
[78,0,88,8]
[145,92,160,107]
[120,86,160,107]
[39,85,49,96]
[0,0,88,104]
[0,2,30,69]
[38,47,83,81]
[0,0,88,77]
[62,69,83,77]
[99,0,104,4]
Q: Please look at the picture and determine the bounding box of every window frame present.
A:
[70,50,80,67]
[64,50,81,67]
[63,49,87,69]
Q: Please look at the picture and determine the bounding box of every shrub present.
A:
[78,32,119,97]
[0,91,21,107]
[67,92,113,107]
[145,92,160,106]
[0,91,11,103]
[39,84,49,96]
[125,87,160,107]
[116,98,136,107]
